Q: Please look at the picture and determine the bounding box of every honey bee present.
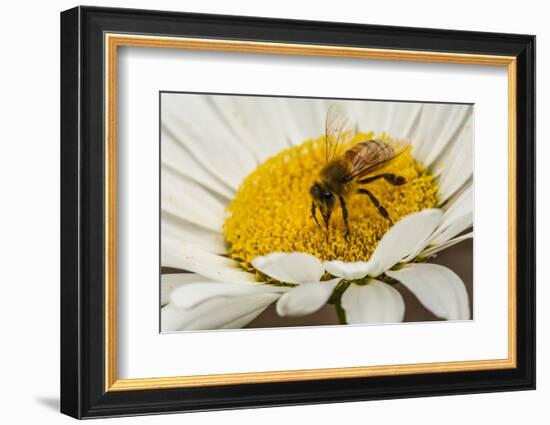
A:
[310,104,408,239]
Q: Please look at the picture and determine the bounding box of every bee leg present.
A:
[311,202,322,229]
[357,188,393,224]
[338,195,350,241]
[358,173,406,186]
[321,207,333,243]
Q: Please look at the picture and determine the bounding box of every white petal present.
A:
[162,164,225,232]
[324,260,371,280]
[430,184,473,245]
[161,304,189,332]
[276,97,327,146]
[409,104,472,167]
[251,252,325,284]
[341,280,405,324]
[433,121,474,202]
[386,263,470,320]
[162,293,280,331]
[356,101,422,142]
[367,209,443,276]
[421,232,473,257]
[162,211,227,255]
[188,293,280,330]
[210,96,293,161]
[161,273,207,306]
[170,281,288,310]
[162,94,257,190]
[162,128,234,199]
[220,302,275,329]
[162,240,256,284]
[276,278,341,317]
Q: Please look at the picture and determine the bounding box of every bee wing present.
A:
[345,138,410,181]
[325,104,355,163]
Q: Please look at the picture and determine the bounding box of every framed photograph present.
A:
[60,6,535,419]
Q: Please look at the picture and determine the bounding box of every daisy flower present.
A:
[160,95,473,331]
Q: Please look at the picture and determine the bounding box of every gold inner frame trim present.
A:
[104,33,518,392]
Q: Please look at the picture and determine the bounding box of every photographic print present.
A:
[61,8,534,417]
[160,93,473,332]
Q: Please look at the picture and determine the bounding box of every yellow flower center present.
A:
[223,133,438,269]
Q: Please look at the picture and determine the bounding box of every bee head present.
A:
[310,182,335,210]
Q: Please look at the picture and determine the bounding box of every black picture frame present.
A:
[60,5,535,419]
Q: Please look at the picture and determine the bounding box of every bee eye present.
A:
[310,184,320,197]
[323,191,332,199]
[309,183,333,204]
